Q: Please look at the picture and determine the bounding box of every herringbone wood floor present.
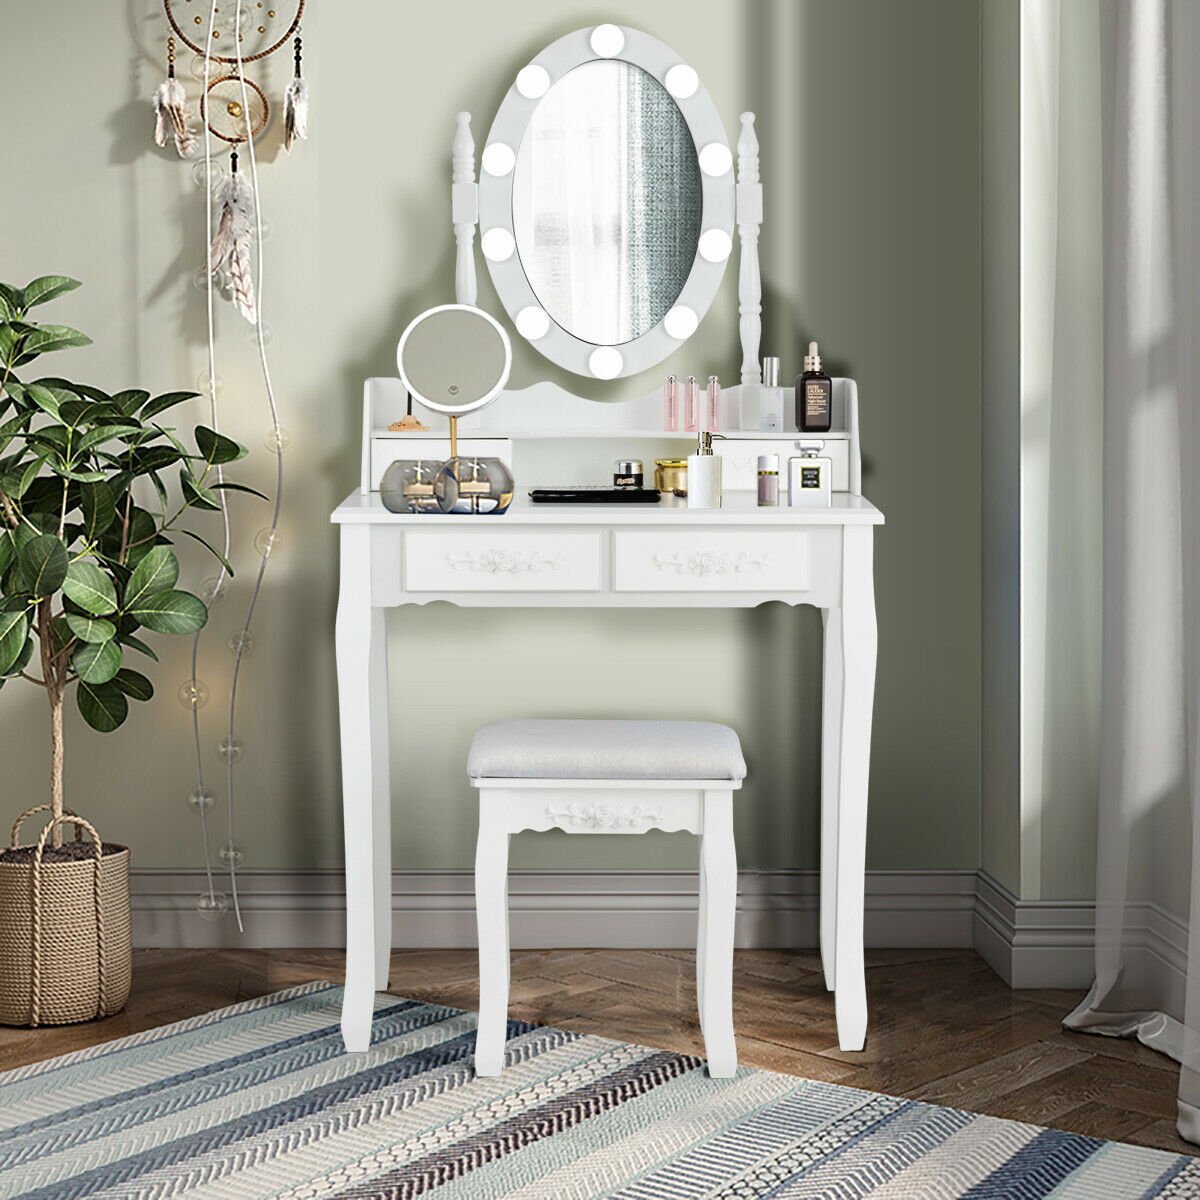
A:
[0,948,1192,1156]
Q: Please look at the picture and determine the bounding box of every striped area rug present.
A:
[0,982,1195,1199]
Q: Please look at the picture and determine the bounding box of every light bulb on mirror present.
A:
[187,787,215,815]
[179,679,210,710]
[217,737,244,764]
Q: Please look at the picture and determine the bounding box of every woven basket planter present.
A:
[0,807,131,1027]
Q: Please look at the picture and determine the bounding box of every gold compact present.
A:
[654,458,688,494]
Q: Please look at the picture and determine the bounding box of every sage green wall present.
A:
[0,1,981,877]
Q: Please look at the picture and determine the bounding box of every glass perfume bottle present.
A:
[760,357,782,432]
[705,376,721,431]
[797,341,833,433]
[663,374,679,431]
[683,375,700,432]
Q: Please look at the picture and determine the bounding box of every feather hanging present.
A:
[153,76,196,159]
[283,34,308,153]
[209,171,257,324]
[283,76,308,152]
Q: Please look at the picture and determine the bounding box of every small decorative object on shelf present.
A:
[434,456,515,515]
[380,459,442,513]
[388,392,429,432]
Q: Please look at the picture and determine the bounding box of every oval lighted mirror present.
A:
[512,60,701,346]
[479,25,735,380]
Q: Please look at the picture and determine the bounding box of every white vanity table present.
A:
[333,20,884,1056]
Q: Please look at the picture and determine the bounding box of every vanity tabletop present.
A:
[331,491,885,526]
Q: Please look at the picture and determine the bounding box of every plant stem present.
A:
[38,598,64,849]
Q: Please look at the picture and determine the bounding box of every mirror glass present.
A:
[398,306,510,415]
[512,60,702,346]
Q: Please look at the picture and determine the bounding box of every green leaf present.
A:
[21,325,92,357]
[77,679,128,732]
[177,528,234,574]
[3,637,34,678]
[112,668,153,702]
[23,382,72,421]
[20,276,81,309]
[18,534,68,597]
[72,638,121,684]
[209,480,269,500]
[72,424,135,459]
[124,545,178,610]
[119,633,158,662]
[0,609,28,675]
[65,613,115,643]
[62,560,118,614]
[180,469,221,512]
[80,480,115,539]
[141,391,199,421]
[111,389,149,415]
[129,445,184,476]
[126,589,207,635]
[194,425,247,466]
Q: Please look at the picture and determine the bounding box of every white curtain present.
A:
[1063,0,1200,1144]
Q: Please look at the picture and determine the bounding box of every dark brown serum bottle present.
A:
[796,341,833,433]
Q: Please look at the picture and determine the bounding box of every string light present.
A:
[254,528,280,557]
[226,630,255,657]
[178,679,210,709]
[195,892,229,920]
[263,427,290,454]
[188,787,215,814]
[218,840,244,866]
[200,576,228,607]
[195,369,224,396]
[217,737,243,764]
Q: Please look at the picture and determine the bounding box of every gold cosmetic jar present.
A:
[654,458,688,494]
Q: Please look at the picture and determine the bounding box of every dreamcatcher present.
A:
[152,0,308,929]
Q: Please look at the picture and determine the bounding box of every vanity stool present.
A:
[468,718,746,1079]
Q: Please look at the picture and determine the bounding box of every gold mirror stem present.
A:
[449,414,458,459]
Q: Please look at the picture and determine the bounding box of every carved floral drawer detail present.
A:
[613,531,810,592]
[545,801,665,831]
[446,549,563,574]
[654,550,769,576]
[404,531,603,592]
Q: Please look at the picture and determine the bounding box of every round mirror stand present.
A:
[454,24,762,384]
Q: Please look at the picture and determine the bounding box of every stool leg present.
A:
[475,793,510,1076]
[699,789,737,1078]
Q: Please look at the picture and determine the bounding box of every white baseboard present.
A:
[131,868,978,952]
[132,867,1144,995]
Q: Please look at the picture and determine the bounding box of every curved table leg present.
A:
[820,606,843,994]
[336,526,391,1052]
[834,526,877,1052]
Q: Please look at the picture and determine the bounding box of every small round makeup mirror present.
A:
[396,304,512,417]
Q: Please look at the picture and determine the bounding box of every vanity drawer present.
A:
[613,531,810,592]
[404,531,603,592]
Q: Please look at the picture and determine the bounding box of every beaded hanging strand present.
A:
[283,30,308,152]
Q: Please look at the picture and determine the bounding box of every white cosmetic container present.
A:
[687,430,723,509]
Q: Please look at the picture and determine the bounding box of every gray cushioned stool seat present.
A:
[468,719,747,782]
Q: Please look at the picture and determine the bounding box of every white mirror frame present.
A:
[471,25,739,381]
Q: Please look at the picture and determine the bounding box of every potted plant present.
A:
[0,275,254,1026]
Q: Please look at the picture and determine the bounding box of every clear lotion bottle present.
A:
[687,430,724,509]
